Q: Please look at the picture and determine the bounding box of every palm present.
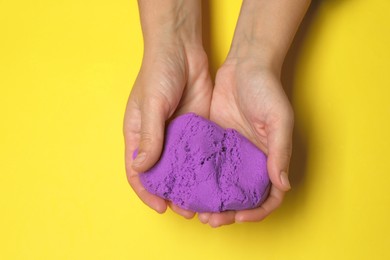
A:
[172,54,213,119]
[201,61,294,226]
[211,63,285,150]
[211,64,269,152]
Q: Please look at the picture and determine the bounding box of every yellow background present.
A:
[1,0,390,259]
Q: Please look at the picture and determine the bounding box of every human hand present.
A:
[124,0,212,219]
[195,0,309,228]
[198,56,294,227]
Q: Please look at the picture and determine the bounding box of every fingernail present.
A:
[132,152,146,166]
[280,171,291,190]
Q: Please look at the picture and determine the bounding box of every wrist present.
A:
[228,0,285,73]
[227,42,284,76]
[229,0,311,74]
[138,0,203,51]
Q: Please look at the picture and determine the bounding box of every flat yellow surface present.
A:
[1,0,390,259]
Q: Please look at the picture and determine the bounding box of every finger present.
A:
[132,97,168,173]
[168,202,196,219]
[208,211,236,228]
[266,109,294,191]
[235,186,285,222]
[124,100,141,176]
[127,173,167,214]
[198,212,212,224]
[124,100,167,214]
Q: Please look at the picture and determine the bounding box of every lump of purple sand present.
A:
[138,113,270,213]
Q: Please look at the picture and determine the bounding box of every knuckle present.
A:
[273,198,283,209]
[139,131,154,147]
[142,95,171,117]
[139,130,163,149]
[143,95,163,110]
[125,168,137,186]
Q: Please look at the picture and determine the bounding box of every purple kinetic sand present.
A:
[138,113,270,213]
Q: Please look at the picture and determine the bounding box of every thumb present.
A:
[132,98,168,173]
[266,116,294,192]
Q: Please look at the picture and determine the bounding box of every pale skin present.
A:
[124,0,311,227]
